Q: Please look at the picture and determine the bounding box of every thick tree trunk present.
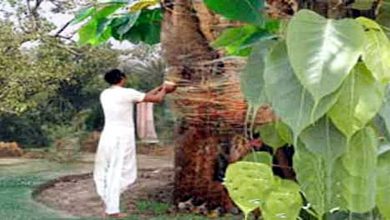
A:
[161,0,275,213]
[161,0,233,212]
[160,0,381,215]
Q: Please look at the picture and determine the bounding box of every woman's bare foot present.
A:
[105,212,129,218]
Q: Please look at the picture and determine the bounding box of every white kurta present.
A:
[93,86,145,214]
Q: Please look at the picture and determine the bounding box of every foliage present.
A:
[242,151,273,166]
[206,1,390,219]
[224,161,302,220]
[69,0,390,219]
[75,0,162,45]
[0,17,119,147]
[204,0,263,24]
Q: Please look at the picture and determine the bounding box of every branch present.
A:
[54,19,72,37]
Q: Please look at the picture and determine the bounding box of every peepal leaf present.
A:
[242,151,272,166]
[377,148,390,219]
[240,41,275,107]
[257,122,286,149]
[224,162,274,218]
[287,10,365,105]
[262,179,302,220]
[264,42,340,139]
[379,86,390,138]
[71,6,96,25]
[341,127,377,213]
[204,0,263,24]
[296,117,347,217]
[212,25,272,56]
[328,63,385,138]
[356,17,390,83]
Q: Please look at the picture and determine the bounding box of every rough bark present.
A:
[161,0,275,213]
[160,0,381,215]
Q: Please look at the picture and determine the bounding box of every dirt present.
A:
[34,150,175,218]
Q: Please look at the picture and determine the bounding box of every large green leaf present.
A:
[212,25,272,56]
[264,42,340,139]
[242,151,272,165]
[95,3,124,19]
[78,19,98,45]
[224,162,275,219]
[110,12,141,40]
[340,127,377,213]
[240,40,275,107]
[296,117,347,217]
[262,178,302,220]
[120,9,162,44]
[257,122,286,149]
[356,17,390,83]
[377,148,390,219]
[286,9,365,105]
[204,0,263,24]
[379,86,390,138]
[275,121,293,144]
[71,6,96,25]
[328,63,385,138]
[77,3,124,45]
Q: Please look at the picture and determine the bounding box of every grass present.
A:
[135,200,170,215]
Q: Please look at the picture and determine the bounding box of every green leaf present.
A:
[117,12,140,35]
[264,42,340,139]
[242,151,272,165]
[356,17,390,83]
[262,179,302,220]
[110,12,141,40]
[212,25,258,48]
[120,9,162,44]
[286,9,365,105]
[296,117,346,217]
[240,40,275,107]
[95,3,124,19]
[300,117,347,160]
[379,86,390,139]
[204,0,263,24]
[78,19,98,45]
[328,63,385,138]
[212,25,273,56]
[224,162,274,218]
[294,142,345,217]
[71,6,96,25]
[275,121,293,144]
[377,148,390,219]
[351,0,374,10]
[340,127,377,213]
[257,122,286,149]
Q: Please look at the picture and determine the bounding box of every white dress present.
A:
[93,86,145,214]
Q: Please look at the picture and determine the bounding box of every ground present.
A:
[0,145,242,219]
[34,153,175,218]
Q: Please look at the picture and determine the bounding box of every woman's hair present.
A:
[104,69,126,85]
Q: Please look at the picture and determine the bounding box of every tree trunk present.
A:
[160,0,381,215]
[161,0,275,213]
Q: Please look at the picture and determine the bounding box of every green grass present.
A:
[135,200,170,215]
[0,159,87,219]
